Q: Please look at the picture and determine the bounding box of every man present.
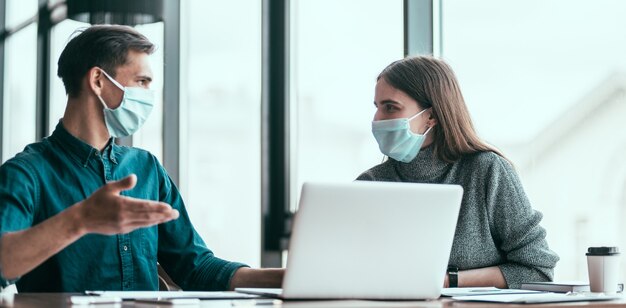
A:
[0,25,282,292]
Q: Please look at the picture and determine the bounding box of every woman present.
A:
[357,56,559,289]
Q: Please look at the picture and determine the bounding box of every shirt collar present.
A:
[50,121,119,167]
[104,141,119,164]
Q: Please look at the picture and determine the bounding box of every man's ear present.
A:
[88,67,104,96]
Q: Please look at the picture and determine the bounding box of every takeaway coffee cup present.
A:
[586,246,620,293]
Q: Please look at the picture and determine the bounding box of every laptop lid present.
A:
[281,181,463,300]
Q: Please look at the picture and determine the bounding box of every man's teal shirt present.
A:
[0,122,246,292]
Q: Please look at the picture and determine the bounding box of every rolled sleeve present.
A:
[192,256,248,291]
[0,159,39,286]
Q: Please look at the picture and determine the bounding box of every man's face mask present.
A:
[97,69,155,138]
[371,108,432,163]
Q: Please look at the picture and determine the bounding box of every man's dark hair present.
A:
[57,25,155,97]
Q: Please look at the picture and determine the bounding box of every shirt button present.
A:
[123,245,128,251]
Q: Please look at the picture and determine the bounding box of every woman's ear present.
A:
[426,109,438,127]
[88,67,104,96]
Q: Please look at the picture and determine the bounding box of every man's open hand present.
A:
[77,174,179,235]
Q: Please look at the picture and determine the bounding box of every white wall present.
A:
[509,87,626,281]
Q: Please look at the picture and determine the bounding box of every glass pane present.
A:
[442,0,626,281]
[49,19,90,133]
[5,0,37,30]
[291,0,404,208]
[133,22,164,162]
[2,23,37,162]
[181,0,262,267]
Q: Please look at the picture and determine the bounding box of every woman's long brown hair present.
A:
[378,56,505,163]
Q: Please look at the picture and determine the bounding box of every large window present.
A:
[180,0,262,267]
[132,22,164,161]
[4,0,36,30]
[49,19,89,133]
[8,0,618,280]
[179,0,404,267]
[443,0,626,281]
[290,0,404,208]
[2,0,37,162]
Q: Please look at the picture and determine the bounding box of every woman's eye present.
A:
[384,105,396,112]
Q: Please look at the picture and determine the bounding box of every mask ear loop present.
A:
[99,68,125,91]
[97,95,109,110]
[422,106,435,136]
[407,108,433,137]
[408,107,430,121]
[97,68,127,111]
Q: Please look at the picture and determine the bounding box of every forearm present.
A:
[445,266,507,288]
[229,268,284,290]
[0,203,86,280]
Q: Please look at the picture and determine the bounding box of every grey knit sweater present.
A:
[356,146,559,289]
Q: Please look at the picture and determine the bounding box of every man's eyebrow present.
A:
[137,75,152,82]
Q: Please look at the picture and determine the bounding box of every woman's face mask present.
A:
[97,69,155,138]
[371,108,432,163]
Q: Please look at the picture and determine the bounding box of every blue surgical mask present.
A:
[371,108,432,163]
[97,69,155,138]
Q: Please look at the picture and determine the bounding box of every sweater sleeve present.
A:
[355,172,375,181]
[485,157,559,289]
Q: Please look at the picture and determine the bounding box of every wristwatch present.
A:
[447,265,459,288]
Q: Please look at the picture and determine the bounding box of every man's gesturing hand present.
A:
[77,174,179,235]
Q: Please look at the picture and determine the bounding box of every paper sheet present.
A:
[452,292,622,304]
[85,291,259,300]
[441,287,543,297]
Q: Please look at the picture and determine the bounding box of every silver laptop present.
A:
[237,181,463,300]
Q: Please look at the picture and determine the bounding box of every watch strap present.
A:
[447,265,459,288]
